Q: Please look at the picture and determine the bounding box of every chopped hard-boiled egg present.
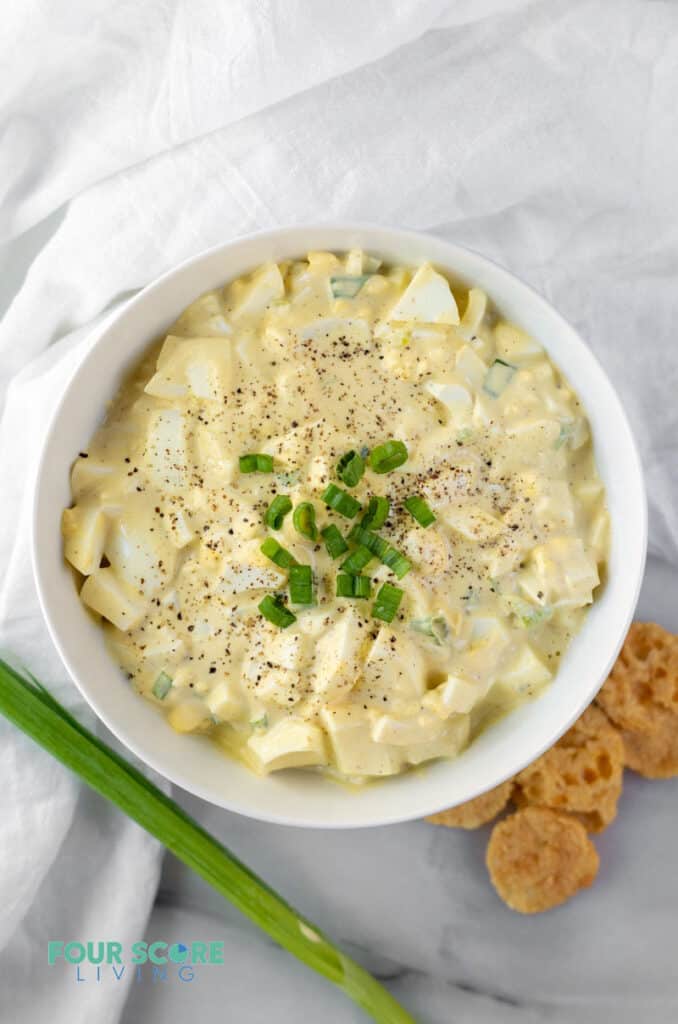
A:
[370,710,445,746]
[388,263,460,325]
[80,568,148,630]
[320,707,403,776]
[310,609,363,704]
[62,503,108,576]
[361,629,426,706]
[520,537,599,608]
[232,263,285,320]
[424,674,489,717]
[247,719,328,773]
[207,682,243,722]
[424,379,473,419]
[145,337,234,402]
[498,644,552,692]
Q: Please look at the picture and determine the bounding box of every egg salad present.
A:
[62,250,608,780]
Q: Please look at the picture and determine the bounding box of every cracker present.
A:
[486,806,599,914]
[621,706,678,778]
[514,705,624,832]
[597,622,678,734]
[426,780,513,830]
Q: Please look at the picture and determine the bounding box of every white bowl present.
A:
[32,224,647,828]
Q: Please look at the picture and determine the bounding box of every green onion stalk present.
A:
[0,657,416,1024]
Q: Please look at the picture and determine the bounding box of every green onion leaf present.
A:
[372,583,404,623]
[330,275,371,299]
[361,496,389,530]
[336,450,365,488]
[289,564,314,606]
[260,537,297,570]
[403,495,436,528]
[336,574,371,599]
[152,671,172,700]
[0,658,415,1024]
[369,440,408,474]
[258,594,297,628]
[321,484,362,519]
[502,595,553,628]
[340,545,373,575]
[347,525,389,560]
[348,526,409,576]
[276,469,300,487]
[483,358,516,398]
[336,573,355,598]
[410,615,449,645]
[264,495,293,530]
[293,502,318,541]
[381,548,411,580]
[239,453,274,473]
[352,575,372,599]
[320,524,349,559]
[555,421,574,450]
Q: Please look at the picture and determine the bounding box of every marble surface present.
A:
[122,556,678,1024]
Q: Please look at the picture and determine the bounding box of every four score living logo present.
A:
[47,940,225,984]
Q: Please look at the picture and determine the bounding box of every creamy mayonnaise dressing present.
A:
[62,250,608,779]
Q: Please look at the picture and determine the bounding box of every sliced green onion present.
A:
[264,495,293,530]
[330,275,371,299]
[341,546,373,575]
[152,671,172,700]
[239,453,274,473]
[483,358,515,398]
[348,525,409,576]
[410,615,449,645]
[293,502,318,541]
[352,575,372,599]
[258,594,296,628]
[404,495,436,528]
[381,547,412,580]
[322,484,362,519]
[260,537,297,569]
[518,606,552,628]
[369,440,408,474]
[0,659,416,1024]
[336,574,355,598]
[276,469,300,487]
[361,496,390,530]
[555,421,574,450]
[336,450,365,488]
[336,574,372,599]
[289,564,314,605]
[502,595,553,628]
[321,524,349,559]
[347,525,389,559]
[372,583,404,623]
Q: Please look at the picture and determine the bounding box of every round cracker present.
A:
[486,806,599,914]
[621,706,678,778]
[597,622,678,734]
[426,780,513,830]
[514,705,624,832]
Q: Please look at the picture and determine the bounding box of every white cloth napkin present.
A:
[1,1,677,1020]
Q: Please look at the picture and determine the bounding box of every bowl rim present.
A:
[31,222,648,828]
